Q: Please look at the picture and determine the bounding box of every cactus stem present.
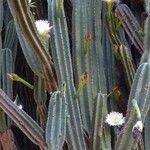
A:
[57,0,62,18]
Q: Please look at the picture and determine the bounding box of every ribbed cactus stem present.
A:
[119,45,136,87]
[115,4,143,53]
[140,2,150,64]
[92,93,111,150]
[0,109,6,132]
[48,0,86,149]
[115,62,150,150]
[0,48,13,127]
[145,110,150,150]
[46,91,66,150]
[0,0,3,49]
[0,89,47,150]
[141,3,150,149]
[6,0,57,92]
[57,0,62,17]
[72,0,108,135]
[34,76,47,128]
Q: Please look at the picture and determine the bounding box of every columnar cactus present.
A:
[48,0,86,149]
[46,91,66,149]
[7,0,57,92]
[0,0,149,150]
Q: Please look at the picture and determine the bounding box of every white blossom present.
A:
[35,20,53,38]
[105,111,125,126]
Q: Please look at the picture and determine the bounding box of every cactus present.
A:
[141,2,150,149]
[92,93,111,150]
[0,0,149,150]
[115,4,144,54]
[3,20,18,63]
[0,88,47,150]
[48,0,86,149]
[6,0,57,92]
[115,2,150,149]
[0,48,13,130]
[119,45,136,87]
[115,63,150,150]
[105,2,137,88]
[46,91,66,150]
[0,49,13,99]
[0,0,3,49]
[71,0,93,133]
[72,0,109,135]
[34,75,47,128]
[145,110,150,150]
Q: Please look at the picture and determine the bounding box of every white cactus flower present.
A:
[105,111,125,126]
[35,20,53,38]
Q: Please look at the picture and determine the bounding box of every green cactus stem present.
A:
[46,91,66,150]
[6,0,57,92]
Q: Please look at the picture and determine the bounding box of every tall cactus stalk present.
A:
[105,2,136,88]
[72,0,109,136]
[0,49,13,128]
[115,2,150,148]
[115,63,150,149]
[48,0,86,149]
[0,0,149,150]
[34,76,47,128]
[92,93,111,150]
[141,1,150,149]
[0,0,3,49]
[145,110,150,150]
[48,0,85,150]
[0,89,47,150]
[3,20,18,64]
[46,91,66,150]
[72,0,93,132]
[6,0,57,92]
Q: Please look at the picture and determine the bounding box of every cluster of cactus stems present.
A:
[0,0,149,149]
